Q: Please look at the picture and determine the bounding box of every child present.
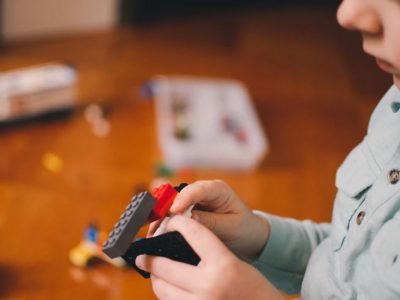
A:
[136,0,400,298]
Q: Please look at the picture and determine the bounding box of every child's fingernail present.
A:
[192,213,199,221]
[135,255,145,268]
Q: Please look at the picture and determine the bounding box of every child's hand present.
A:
[150,180,270,259]
[137,215,283,300]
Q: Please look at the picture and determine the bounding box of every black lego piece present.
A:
[174,183,188,192]
[102,192,157,258]
[122,231,201,278]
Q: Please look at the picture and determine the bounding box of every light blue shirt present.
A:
[253,85,400,299]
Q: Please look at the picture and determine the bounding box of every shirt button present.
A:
[356,211,366,225]
[388,169,400,184]
[391,102,400,113]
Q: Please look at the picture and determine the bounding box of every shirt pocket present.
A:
[332,141,379,251]
[335,139,380,198]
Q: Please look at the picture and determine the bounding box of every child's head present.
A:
[337,0,400,88]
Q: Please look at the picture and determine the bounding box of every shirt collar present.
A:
[336,86,400,197]
[366,85,400,170]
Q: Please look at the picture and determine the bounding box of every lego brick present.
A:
[102,192,156,258]
[174,183,188,192]
[122,231,201,278]
[148,184,178,222]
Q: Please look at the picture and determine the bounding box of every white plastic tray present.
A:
[151,76,269,171]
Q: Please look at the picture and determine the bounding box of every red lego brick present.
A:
[148,184,178,222]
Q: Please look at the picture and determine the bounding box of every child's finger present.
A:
[136,255,198,290]
[151,274,193,300]
[192,210,239,239]
[170,180,230,213]
[147,220,162,237]
[166,215,232,262]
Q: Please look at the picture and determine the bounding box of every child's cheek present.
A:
[387,25,400,70]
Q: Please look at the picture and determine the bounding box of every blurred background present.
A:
[0,0,392,299]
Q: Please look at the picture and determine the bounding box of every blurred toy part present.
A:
[69,223,125,268]
[0,63,78,124]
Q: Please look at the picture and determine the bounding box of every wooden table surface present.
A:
[0,5,391,300]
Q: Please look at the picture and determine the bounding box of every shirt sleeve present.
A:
[251,211,331,295]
